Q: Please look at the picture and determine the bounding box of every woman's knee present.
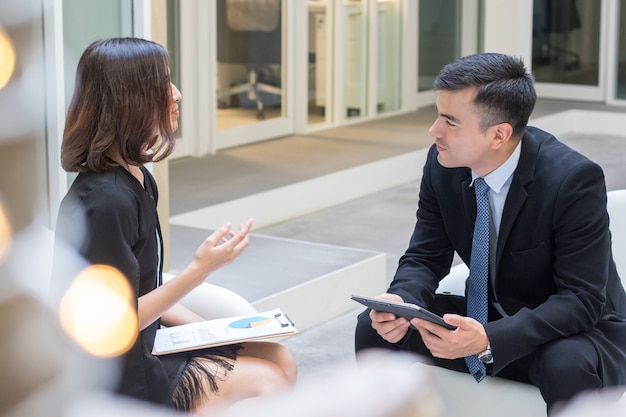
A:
[228,356,292,398]
[238,342,297,383]
[267,343,298,384]
[188,356,290,412]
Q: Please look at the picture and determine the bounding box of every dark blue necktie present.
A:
[465,177,490,382]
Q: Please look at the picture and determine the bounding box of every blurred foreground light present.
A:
[0,200,11,264]
[59,265,137,358]
[0,28,16,90]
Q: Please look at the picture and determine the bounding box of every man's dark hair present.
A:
[434,53,536,138]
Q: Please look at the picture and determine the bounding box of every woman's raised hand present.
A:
[139,219,254,329]
[189,218,254,280]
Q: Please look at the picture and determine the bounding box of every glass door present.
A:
[415,0,478,108]
[608,0,626,103]
[214,0,294,150]
[376,0,402,115]
[417,0,462,94]
[175,0,294,156]
[532,0,606,101]
[343,0,368,120]
[216,0,283,126]
[307,0,333,126]
[53,0,135,217]
[305,0,403,128]
[62,0,134,104]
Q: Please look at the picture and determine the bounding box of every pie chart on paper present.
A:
[228,316,273,329]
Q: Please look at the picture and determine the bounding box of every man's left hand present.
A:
[411,314,489,359]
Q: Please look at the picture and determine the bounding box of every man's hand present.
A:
[411,314,489,359]
[369,293,412,343]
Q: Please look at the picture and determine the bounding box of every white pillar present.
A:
[482,0,533,64]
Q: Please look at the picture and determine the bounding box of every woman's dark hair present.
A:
[61,37,176,172]
[434,52,537,138]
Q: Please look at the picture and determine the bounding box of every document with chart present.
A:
[152,308,298,355]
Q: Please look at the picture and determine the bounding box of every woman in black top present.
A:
[53,37,296,413]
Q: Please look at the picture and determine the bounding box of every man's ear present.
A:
[491,122,514,149]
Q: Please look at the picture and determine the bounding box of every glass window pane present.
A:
[62,0,133,188]
[167,0,183,137]
[616,0,626,99]
[418,0,462,92]
[308,1,330,125]
[167,0,182,91]
[377,0,402,114]
[63,0,134,103]
[532,0,600,86]
[344,0,367,119]
[216,0,283,129]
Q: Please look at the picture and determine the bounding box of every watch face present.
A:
[478,353,493,363]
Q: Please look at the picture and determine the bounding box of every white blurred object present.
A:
[411,361,545,417]
[554,388,626,417]
[4,224,60,305]
[212,350,441,417]
[0,225,121,417]
[607,189,626,280]
[163,272,256,318]
[62,391,175,417]
[435,262,468,296]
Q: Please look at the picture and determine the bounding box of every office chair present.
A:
[216,0,282,120]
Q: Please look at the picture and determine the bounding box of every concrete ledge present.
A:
[171,109,626,232]
[253,252,387,332]
[532,109,626,138]
[168,226,387,332]
[170,149,428,230]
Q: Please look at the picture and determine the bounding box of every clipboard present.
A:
[152,308,298,355]
[351,294,457,330]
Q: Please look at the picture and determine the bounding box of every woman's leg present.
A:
[238,341,298,384]
[190,354,292,413]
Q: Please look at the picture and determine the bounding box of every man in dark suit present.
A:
[355,52,626,414]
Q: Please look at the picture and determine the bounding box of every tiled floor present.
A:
[168,108,436,215]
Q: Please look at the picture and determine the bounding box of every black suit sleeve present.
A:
[388,145,459,307]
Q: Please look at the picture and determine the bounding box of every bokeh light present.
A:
[0,200,12,264]
[59,265,137,358]
[0,28,16,90]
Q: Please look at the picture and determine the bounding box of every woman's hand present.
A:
[137,219,254,330]
[188,218,254,281]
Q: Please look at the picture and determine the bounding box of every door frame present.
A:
[533,0,610,102]
[414,0,480,110]
[175,0,295,157]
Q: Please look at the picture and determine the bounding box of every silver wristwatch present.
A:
[478,342,493,364]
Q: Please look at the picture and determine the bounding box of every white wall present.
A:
[482,0,533,64]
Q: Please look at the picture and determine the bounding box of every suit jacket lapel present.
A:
[462,174,474,241]
[495,130,539,272]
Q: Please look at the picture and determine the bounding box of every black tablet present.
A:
[351,294,457,330]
